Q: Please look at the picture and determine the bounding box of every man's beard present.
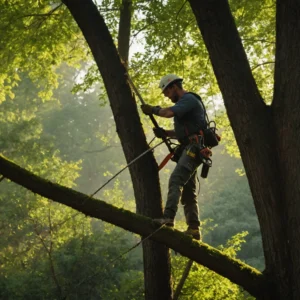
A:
[171,94,179,103]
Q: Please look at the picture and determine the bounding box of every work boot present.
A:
[153,218,174,227]
[184,228,201,240]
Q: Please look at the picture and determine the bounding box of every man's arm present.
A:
[141,104,174,118]
[157,107,174,118]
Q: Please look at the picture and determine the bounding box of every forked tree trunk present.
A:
[62,0,172,299]
[189,0,300,299]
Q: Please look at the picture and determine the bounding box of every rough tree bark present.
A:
[189,0,300,299]
[273,0,300,296]
[0,154,266,298]
[61,0,172,299]
[118,0,132,67]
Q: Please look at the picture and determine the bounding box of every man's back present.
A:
[170,92,206,141]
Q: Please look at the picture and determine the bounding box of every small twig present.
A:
[52,212,81,231]
[32,218,63,298]
[131,22,157,39]
[251,61,275,71]
[21,12,60,18]
[242,38,275,45]
[98,8,119,12]
[21,3,63,19]
[175,0,188,20]
[83,146,113,154]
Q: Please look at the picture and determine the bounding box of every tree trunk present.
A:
[189,0,300,299]
[273,0,300,298]
[61,0,172,299]
[118,0,132,67]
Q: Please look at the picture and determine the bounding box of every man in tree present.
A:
[141,74,208,240]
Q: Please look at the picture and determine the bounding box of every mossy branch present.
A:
[0,154,266,297]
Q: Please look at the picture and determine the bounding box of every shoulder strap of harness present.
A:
[186,92,209,125]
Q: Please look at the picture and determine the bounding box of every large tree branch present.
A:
[0,154,267,297]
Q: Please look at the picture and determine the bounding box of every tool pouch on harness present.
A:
[203,121,221,148]
[177,135,212,176]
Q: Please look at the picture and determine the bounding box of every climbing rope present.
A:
[90,140,165,197]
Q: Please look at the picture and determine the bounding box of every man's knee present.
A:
[181,183,197,206]
[181,196,197,206]
[169,166,192,187]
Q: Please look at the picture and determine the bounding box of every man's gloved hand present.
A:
[153,127,167,139]
[141,104,153,115]
[141,104,161,116]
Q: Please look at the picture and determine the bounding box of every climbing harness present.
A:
[180,93,221,178]
[187,92,221,149]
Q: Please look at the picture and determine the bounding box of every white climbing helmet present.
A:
[158,74,183,92]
